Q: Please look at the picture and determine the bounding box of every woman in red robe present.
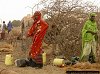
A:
[27,11,48,68]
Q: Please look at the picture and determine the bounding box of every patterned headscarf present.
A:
[31,11,41,22]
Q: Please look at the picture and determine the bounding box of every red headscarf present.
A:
[31,11,41,23]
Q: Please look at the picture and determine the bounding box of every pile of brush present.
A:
[0,42,13,52]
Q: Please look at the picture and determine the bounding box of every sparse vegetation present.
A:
[12,20,21,27]
[0,0,100,74]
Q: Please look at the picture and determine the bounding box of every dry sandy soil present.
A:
[0,38,100,74]
[0,39,66,74]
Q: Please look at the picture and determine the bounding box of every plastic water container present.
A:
[53,58,64,66]
[42,52,46,65]
[5,54,13,66]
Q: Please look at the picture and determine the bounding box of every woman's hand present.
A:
[86,31,97,35]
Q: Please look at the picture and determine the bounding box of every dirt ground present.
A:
[0,38,66,74]
[0,37,100,74]
[0,62,66,74]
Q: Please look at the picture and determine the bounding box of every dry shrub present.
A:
[96,46,100,63]
[21,0,100,62]
[6,27,22,47]
[72,62,92,69]
[42,42,53,54]
[0,42,13,52]
[11,27,21,37]
[95,28,100,63]
[41,0,100,62]
[72,62,100,70]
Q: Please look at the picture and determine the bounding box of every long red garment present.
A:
[27,11,48,60]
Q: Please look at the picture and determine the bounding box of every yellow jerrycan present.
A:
[42,52,46,65]
[53,58,64,66]
[5,54,13,66]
